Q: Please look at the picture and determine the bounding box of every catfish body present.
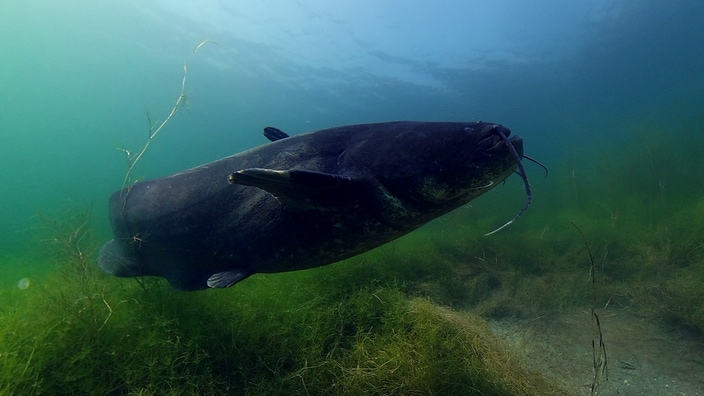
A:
[98,121,522,290]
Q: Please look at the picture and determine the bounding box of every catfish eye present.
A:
[463,127,474,133]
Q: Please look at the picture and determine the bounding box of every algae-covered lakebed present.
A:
[2,125,704,395]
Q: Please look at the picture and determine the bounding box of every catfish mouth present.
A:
[505,135,524,157]
[481,126,523,158]
[486,136,523,156]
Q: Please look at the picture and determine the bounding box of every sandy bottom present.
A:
[489,309,704,395]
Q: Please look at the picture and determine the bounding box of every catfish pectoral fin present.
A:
[229,168,368,210]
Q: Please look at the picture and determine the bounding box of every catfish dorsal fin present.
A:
[263,127,290,142]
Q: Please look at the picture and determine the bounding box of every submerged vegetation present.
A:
[1,122,703,394]
[0,209,560,395]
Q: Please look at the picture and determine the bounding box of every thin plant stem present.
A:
[119,39,216,202]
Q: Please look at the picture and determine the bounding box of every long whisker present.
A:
[523,154,548,177]
[485,127,532,236]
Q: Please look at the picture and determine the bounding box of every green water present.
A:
[2,0,704,394]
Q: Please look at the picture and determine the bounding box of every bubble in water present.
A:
[18,278,30,290]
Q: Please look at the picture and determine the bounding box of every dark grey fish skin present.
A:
[98,121,523,291]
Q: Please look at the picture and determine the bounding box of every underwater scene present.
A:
[2,0,704,394]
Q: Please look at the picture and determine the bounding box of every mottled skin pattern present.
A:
[98,121,522,290]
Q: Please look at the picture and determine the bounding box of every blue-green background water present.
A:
[2,0,703,258]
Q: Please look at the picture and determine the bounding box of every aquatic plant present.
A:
[0,205,566,395]
[571,222,608,395]
[119,39,215,193]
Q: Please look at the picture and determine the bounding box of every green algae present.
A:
[0,208,562,395]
